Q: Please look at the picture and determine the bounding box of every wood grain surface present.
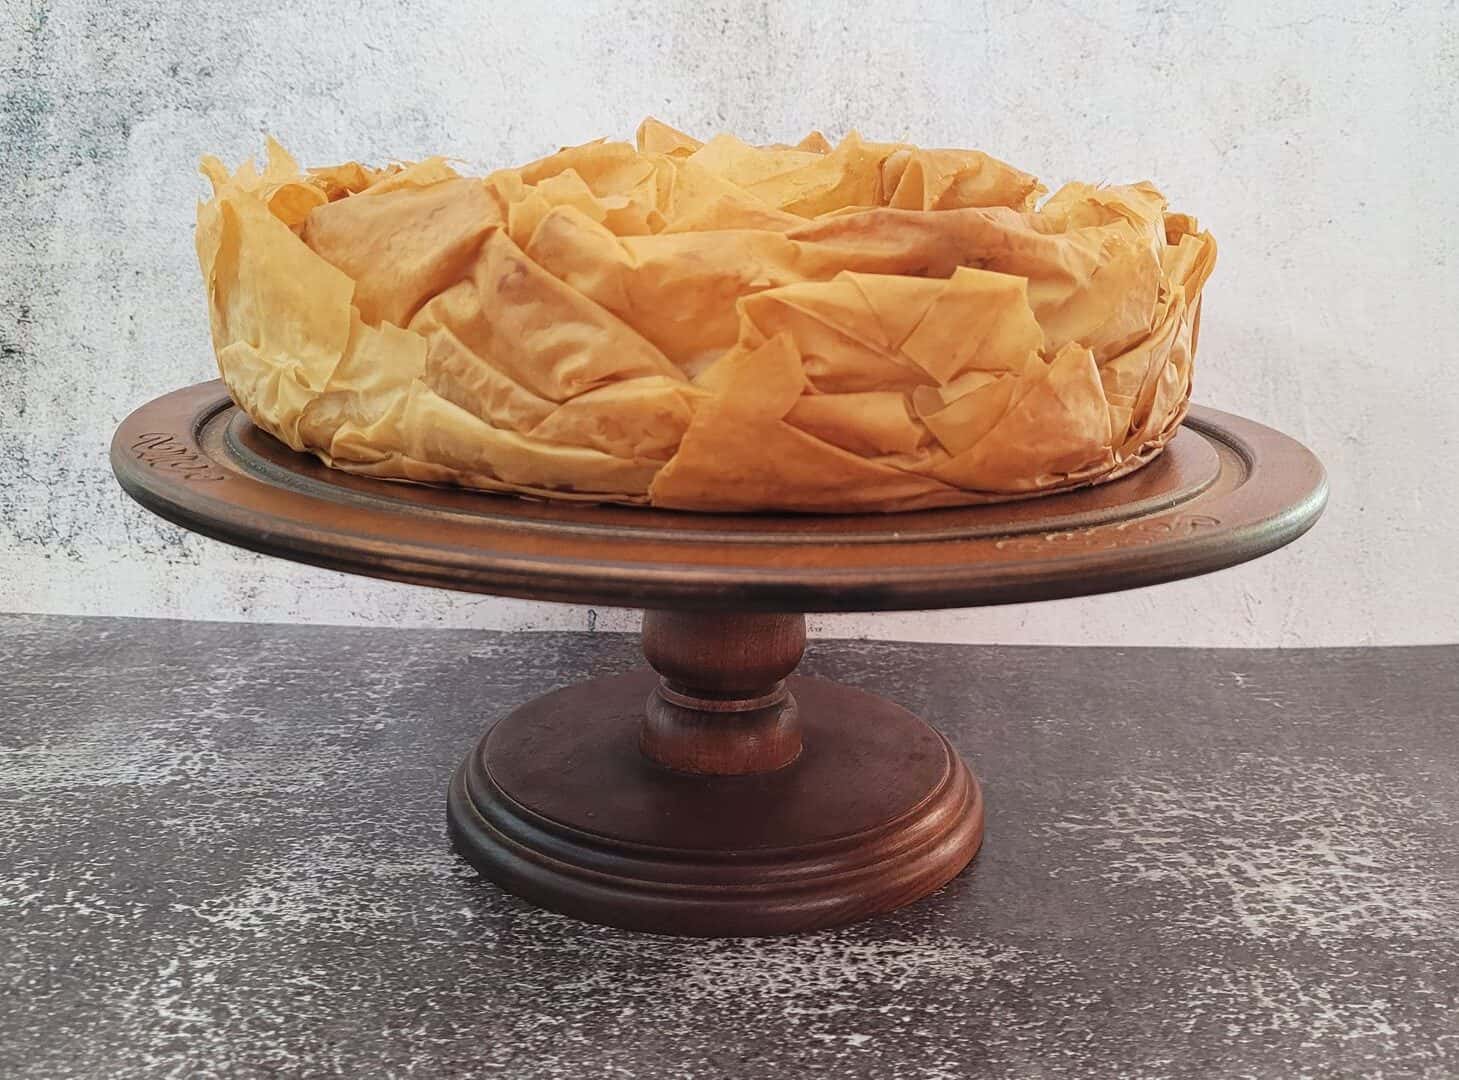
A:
[110,381,1327,613]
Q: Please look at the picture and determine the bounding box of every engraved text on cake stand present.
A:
[130,433,226,481]
[993,514,1222,553]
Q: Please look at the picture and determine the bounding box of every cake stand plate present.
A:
[113,381,1326,936]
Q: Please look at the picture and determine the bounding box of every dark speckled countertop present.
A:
[2,615,1456,1079]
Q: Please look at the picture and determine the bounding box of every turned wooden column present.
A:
[639,611,806,775]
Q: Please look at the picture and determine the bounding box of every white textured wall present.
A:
[2,0,1456,645]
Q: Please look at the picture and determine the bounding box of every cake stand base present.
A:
[446,613,984,936]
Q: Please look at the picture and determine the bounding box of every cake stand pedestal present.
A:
[113,381,1326,936]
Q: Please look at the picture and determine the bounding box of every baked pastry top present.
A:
[196,118,1216,512]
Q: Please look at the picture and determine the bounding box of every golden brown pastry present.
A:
[195,118,1215,512]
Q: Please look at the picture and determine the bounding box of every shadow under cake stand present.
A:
[113,381,1327,936]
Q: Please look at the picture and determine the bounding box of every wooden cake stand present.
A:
[113,381,1326,936]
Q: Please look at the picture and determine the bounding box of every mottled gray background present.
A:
[3,0,1456,645]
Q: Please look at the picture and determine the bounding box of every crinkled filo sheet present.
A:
[196,118,1215,512]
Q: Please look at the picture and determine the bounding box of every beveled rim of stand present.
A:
[111,379,1327,613]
